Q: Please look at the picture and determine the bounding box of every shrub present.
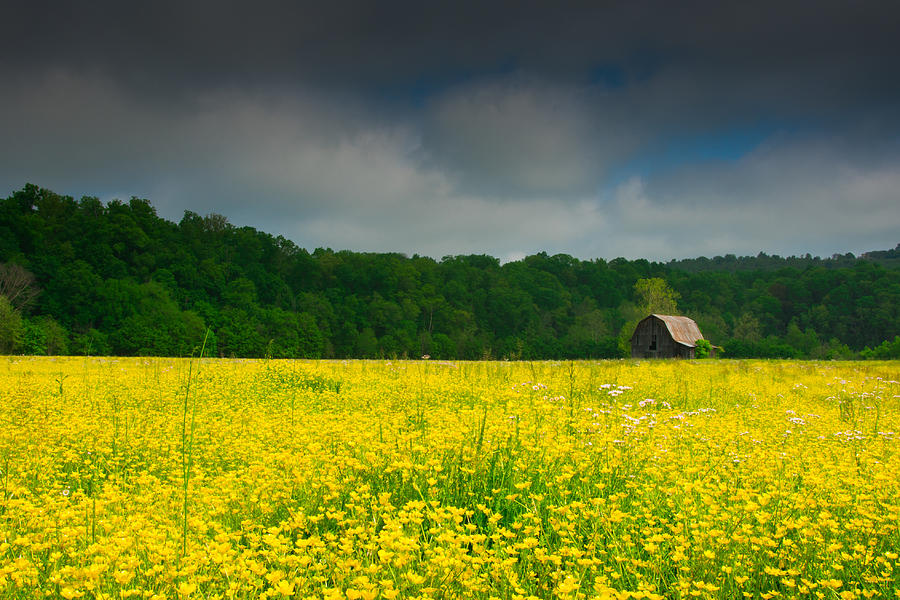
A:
[695,339,712,358]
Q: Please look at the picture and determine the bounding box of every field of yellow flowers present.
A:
[1,357,899,600]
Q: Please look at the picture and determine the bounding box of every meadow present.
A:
[1,357,898,600]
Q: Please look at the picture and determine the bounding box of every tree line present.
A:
[1,184,899,359]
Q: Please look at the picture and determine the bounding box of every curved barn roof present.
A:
[633,314,705,347]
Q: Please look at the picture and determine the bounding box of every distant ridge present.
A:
[666,244,900,273]
[1,184,898,359]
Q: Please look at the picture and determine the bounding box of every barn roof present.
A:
[633,314,705,347]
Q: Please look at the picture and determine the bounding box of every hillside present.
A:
[666,245,900,273]
[1,184,899,359]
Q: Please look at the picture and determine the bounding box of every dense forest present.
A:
[1,184,899,359]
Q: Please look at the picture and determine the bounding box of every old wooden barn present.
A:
[630,314,713,359]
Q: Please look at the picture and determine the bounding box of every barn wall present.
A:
[630,318,651,358]
[631,316,693,358]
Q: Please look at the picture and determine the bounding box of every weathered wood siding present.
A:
[630,316,694,359]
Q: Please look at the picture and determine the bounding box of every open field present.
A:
[1,357,899,600]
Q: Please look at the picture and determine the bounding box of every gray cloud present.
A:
[1,1,898,260]
[604,134,900,259]
[421,77,638,197]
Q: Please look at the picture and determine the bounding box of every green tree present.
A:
[860,336,900,359]
[22,316,69,355]
[430,333,455,359]
[785,321,820,357]
[296,312,325,358]
[0,296,24,353]
[616,279,680,356]
[634,277,680,315]
[355,327,378,358]
[0,262,40,311]
[732,312,762,342]
[5,184,900,360]
[72,329,109,356]
[217,308,265,357]
[690,312,728,344]
[695,339,712,358]
[110,282,207,356]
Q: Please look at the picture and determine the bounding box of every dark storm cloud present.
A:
[420,76,640,197]
[1,1,899,260]
[5,1,898,100]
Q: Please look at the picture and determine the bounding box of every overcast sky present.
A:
[2,1,899,261]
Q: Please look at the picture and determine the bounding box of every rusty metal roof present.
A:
[653,314,704,347]
[637,314,705,347]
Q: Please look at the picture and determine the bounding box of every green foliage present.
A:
[731,312,762,342]
[694,339,712,359]
[622,278,682,356]
[860,336,900,360]
[0,296,24,353]
[72,329,109,356]
[430,333,455,359]
[724,337,801,359]
[617,318,640,357]
[1,184,899,360]
[107,281,207,356]
[354,327,379,358]
[813,338,855,360]
[22,316,69,355]
[785,321,820,356]
[691,312,729,344]
[296,312,325,358]
[633,277,679,315]
[0,262,40,310]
